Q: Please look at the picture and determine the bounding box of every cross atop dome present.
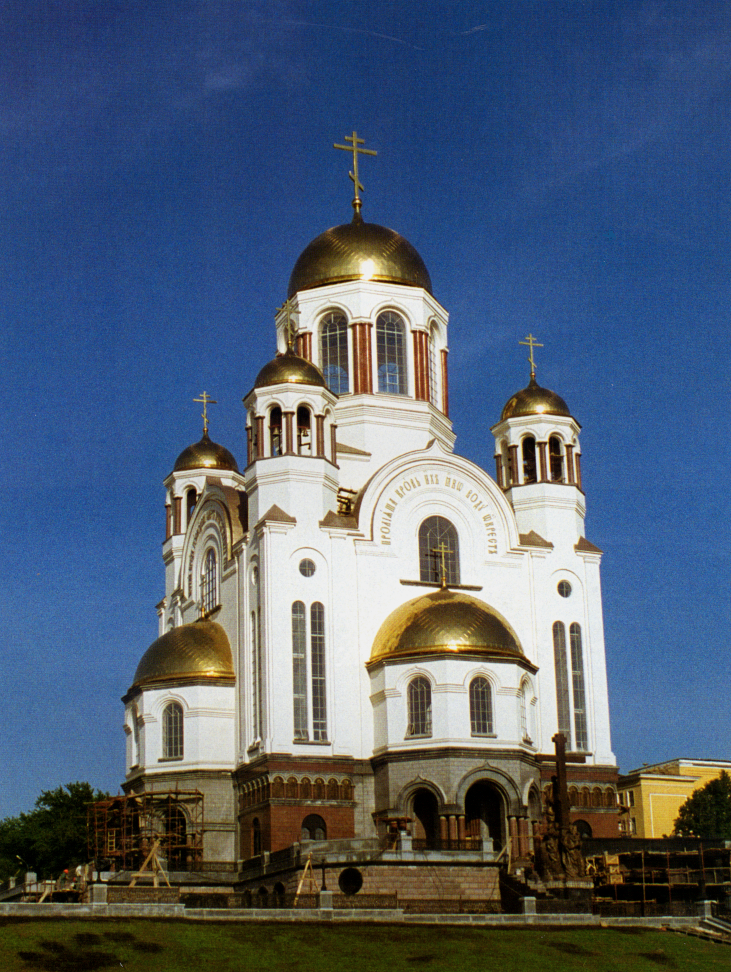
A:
[519,333,544,380]
[333,129,377,220]
[193,391,217,435]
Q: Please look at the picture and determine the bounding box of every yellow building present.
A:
[617,759,731,838]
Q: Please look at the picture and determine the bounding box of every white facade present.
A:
[124,205,618,861]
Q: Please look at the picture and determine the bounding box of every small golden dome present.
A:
[132,619,234,689]
[369,588,523,665]
[173,432,239,473]
[288,215,432,297]
[501,377,571,421]
[254,349,327,389]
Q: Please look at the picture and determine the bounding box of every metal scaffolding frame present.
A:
[88,788,204,871]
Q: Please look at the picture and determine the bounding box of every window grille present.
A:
[311,602,327,741]
[292,601,308,740]
[570,622,588,750]
[469,676,493,735]
[376,311,407,394]
[418,516,460,585]
[552,621,572,748]
[320,312,349,394]
[163,702,183,759]
[549,436,564,482]
[202,548,217,613]
[407,676,432,737]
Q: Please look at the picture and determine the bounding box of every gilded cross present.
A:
[333,130,377,215]
[519,333,544,379]
[276,299,299,351]
[193,391,217,435]
[432,541,452,588]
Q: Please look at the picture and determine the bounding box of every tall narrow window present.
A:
[520,681,530,740]
[252,817,262,856]
[163,702,183,759]
[185,487,197,526]
[418,516,460,585]
[469,676,493,735]
[549,436,564,482]
[269,406,282,456]
[320,312,349,394]
[311,602,327,741]
[552,621,572,748]
[297,405,312,455]
[570,623,588,750]
[292,602,308,740]
[376,311,407,395]
[251,608,264,740]
[428,325,438,407]
[522,436,537,484]
[202,548,217,613]
[407,676,432,737]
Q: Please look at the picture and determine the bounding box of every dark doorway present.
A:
[412,788,440,843]
[465,781,505,849]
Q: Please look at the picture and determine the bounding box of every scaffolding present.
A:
[88,789,204,872]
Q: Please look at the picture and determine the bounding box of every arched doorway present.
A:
[465,781,505,850]
[411,788,440,844]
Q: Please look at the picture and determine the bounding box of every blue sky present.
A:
[1,1,729,817]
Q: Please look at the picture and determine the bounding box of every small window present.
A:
[418,516,460,585]
[558,580,572,598]
[469,676,493,736]
[269,406,283,456]
[252,817,262,856]
[297,406,312,455]
[376,311,407,395]
[202,548,217,613]
[163,702,183,759]
[299,558,316,577]
[185,487,197,525]
[522,436,537,484]
[301,814,326,841]
[406,676,432,737]
[549,435,564,482]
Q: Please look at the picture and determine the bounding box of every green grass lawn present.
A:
[0,919,726,971]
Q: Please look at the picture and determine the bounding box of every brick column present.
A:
[246,426,253,466]
[412,330,430,402]
[330,423,338,465]
[296,332,312,361]
[494,454,504,489]
[509,816,519,854]
[508,445,519,486]
[173,497,182,535]
[537,441,548,482]
[574,452,582,488]
[351,321,373,394]
[565,444,575,484]
[440,816,449,841]
[315,414,325,457]
[457,815,466,841]
[255,416,265,459]
[448,815,458,841]
[165,505,172,540]
[440,349,449,416]
[283,411,294,455]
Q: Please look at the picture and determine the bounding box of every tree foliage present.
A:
[674,771,731,839]
[0,782,111,881]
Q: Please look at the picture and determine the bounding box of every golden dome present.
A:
[501,377,571,421]
[254,349,327,389]
[369,588,523,665]
[288,215,432,297]
[132,619,234,689]
[173,432,239,473]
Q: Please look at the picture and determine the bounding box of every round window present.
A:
[557,580,572,598]
[338,867,363,896]
[299,558,316,577]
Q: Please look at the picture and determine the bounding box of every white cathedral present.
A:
[122,144,618,866]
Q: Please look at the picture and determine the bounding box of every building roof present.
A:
[131,619,235,689]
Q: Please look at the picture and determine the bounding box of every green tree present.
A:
[0,782,111,881]
[674,771,731,838]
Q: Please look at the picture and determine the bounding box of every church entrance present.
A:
[411,789,440,844]
[465,781,505,849]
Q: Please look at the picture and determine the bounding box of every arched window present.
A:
[202,548,217,613]
[469,676,493,736]
[297,405,312,454]
[311,602,327,741]
[570,622,588,750]
[552,621,571,748]
[292,601,308,740]
[301,814,326,841]
[522,436,537,484]
[407,676,432,737]
[549,435,564,482]
[320,312,349,394]
[418,516,460,585]
[376,311,407,395]
[185,487,197,526]
[520,681,530,740]
[269,406,283,456]
[163,702,183,759]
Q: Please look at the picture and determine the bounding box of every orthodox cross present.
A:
[519,333,543,379]
[193,391,217,436]
[431,541,452,588]
[276,299,299,351]
[333,130,377,216]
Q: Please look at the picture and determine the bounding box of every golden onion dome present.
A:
[288,214,432,297]
[369,588,523,665]
[132,619,234,689]
[254,349,327,389]
[173,432,239,473]
[500,377,571,421]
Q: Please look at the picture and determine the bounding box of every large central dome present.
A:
[288,215,432,297]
